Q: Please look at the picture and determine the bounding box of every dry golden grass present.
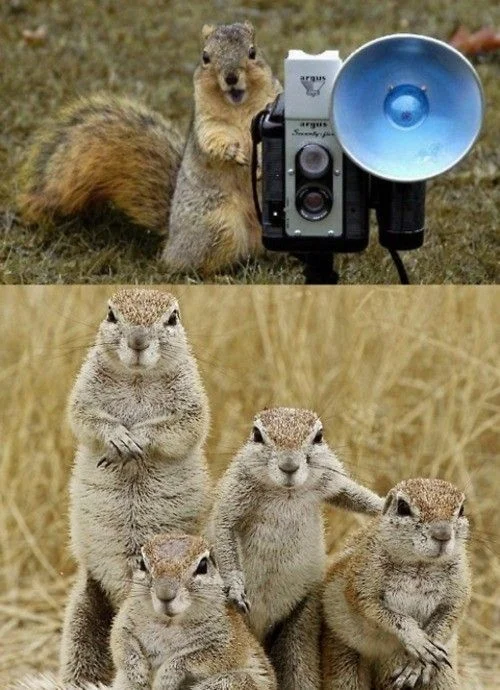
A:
[0,285,499,687]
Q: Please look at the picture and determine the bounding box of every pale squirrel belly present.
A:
[69,447,209,606]
[241,495,326,640]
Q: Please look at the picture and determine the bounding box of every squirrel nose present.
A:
[225,72,238,86]
[279,458,300,475]
[155,580,178,602]
[430,522,452,542]
[158,592,176,603]
[127,328,150,352]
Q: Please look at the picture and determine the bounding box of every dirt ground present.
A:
[0,0,498,284]
[0,285,498,686]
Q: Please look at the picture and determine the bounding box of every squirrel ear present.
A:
[243,20,255,37]
[202,24,216,40]
[382,491,394,515]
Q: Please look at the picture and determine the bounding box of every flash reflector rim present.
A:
[331,33,485,183]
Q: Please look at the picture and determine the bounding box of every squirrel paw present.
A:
[226,582,251,614]
[403,630,451,672]
[224,142,250,166]
[98,426,145,468]
[391,659,434,688]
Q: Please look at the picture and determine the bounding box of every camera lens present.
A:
[303,191,324,214]
[298,144,331,179]
[296,185,332,221]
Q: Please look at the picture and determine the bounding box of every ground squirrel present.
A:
[60,288,211,687]
[208,407,383,690]
[110,532,277,689]
[18,22,280,275]
[162,21,281,275]
[322,478,471,690]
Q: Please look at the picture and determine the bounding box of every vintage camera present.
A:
[251,35,484,262]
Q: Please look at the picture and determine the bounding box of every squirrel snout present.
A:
[127,329,150,352]
[225,72,239,86]
[155,580,179,603]
[152,579,191,617]
[279,459,300,475]
[430,522,452,542]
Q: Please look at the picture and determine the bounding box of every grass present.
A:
[0,0,499,284]
[0,285,499,686]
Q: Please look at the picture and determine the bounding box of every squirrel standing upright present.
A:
[208,407,383,690]
[17,21,281,275]
[60,288,211,687]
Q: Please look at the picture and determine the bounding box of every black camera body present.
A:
[254,92,426,255]
[249,38,483,268]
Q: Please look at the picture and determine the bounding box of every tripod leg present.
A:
[296,252,338,284]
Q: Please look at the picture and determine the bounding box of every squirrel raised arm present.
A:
[209,407,380,690]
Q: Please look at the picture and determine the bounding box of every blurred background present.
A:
[0,285,498,686]
[0,0,498,284]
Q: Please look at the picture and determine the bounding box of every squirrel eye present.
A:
[248,46,256,59]
[458,504,465,518]
[313,430,323,444]
[195,557,208,575]
[252,426,264,443]
[202,51,210,64]
[166,310,179,327]
[107,307,117,323]
[139,557,147,572]
[396,498,412,517]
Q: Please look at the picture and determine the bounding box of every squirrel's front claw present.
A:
[99,426,145,469]
[224,142,249,166]
[227,584,251,614]
[391,660,429,689]
[405,631,450,670]
[234,150,250,166]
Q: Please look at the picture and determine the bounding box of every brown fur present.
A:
[257,408,319,449]
[395,478,465,523]
[110,288,178,326]
[111,532,277,689]
[142,533,207,579]
[60,289,211,687]
[322,479,471,690]
[18,94,183,230]
[60,571,115,686]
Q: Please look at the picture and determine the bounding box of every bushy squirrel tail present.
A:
[17,94,184,232]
